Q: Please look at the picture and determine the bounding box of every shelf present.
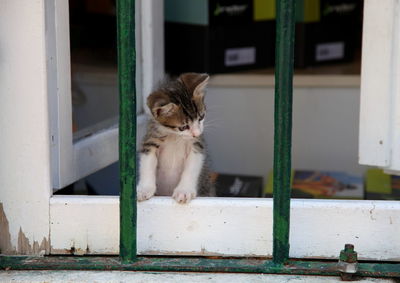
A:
[209,74,360,88]
[71,48,361,89]
[209,60,361,88]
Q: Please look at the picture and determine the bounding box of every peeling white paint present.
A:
[0,0,51,255]
[50,196,400,261]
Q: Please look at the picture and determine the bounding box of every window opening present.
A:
[2,0,400,280]
[69,0,119,137]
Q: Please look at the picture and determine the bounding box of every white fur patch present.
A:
[156,135,191,196]
[172,149,204,203]
[137,152,158,201]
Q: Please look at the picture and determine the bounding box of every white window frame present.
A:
[49,0,164,189]
[2,0,400,262]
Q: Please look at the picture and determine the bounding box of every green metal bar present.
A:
[273,0,296,265]
[117,0,137,263]
[1,256,400,278]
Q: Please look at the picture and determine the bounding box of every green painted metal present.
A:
[117,0,137,263]
[273,0,296,265]
[339,244,358,263]
[338,244,358,281]
[1,256,400,278]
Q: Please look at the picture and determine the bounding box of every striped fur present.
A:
[138,73,215,202]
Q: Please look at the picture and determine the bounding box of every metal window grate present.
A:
[117,0,297,265]
[118,0,137,263]
[117,0,298,264]
[272,0,296,265]
[114,0,399,277]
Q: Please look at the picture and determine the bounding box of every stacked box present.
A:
[365,169,400,200]
[165,0,276,74]
[165,0,362,73]
[265,170,364,199]
[295,0,362,67]
[212,173,263,197]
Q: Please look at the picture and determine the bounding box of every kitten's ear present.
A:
[179,73,210,98]
[147,91,178,118]
[152,103,178,118]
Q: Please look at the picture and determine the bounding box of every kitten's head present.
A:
[147,73,209,138]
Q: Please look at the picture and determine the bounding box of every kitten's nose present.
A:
[191,122,202,137]
[191,124,201,137]
[191,129,201,137]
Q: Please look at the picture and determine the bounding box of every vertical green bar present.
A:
[273,0,296,265]
[117,0,137,263]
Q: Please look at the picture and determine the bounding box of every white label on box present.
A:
[225,47,256,67]
[315,42,345,62]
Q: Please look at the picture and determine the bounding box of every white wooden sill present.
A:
[50,195,400,261]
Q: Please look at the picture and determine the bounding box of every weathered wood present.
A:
[50,196,400,261]
[0,0,51,255]
[50,196,118,255]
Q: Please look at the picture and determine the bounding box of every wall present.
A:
[204,85,366,180]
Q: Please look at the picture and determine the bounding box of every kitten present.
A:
[137,73,215,203]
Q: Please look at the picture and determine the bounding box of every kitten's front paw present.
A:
[172,187,197,204]
[137,184,156,201]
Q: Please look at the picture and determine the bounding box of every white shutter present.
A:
[359,0,400,174]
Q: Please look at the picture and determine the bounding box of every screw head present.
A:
[340,244,358,263]
[344,244,354,252]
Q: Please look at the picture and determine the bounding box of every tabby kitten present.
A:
[137,73,215,203]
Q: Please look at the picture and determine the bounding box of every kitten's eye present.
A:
[199,114,205,121]
[178,125,189,131]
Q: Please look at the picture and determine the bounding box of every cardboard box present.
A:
[165,0,362,73]
[365,169,400,200]
[294,0,362,67]
[165,0,276,74]
[265,170,364,199]
[213,173,263,197]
